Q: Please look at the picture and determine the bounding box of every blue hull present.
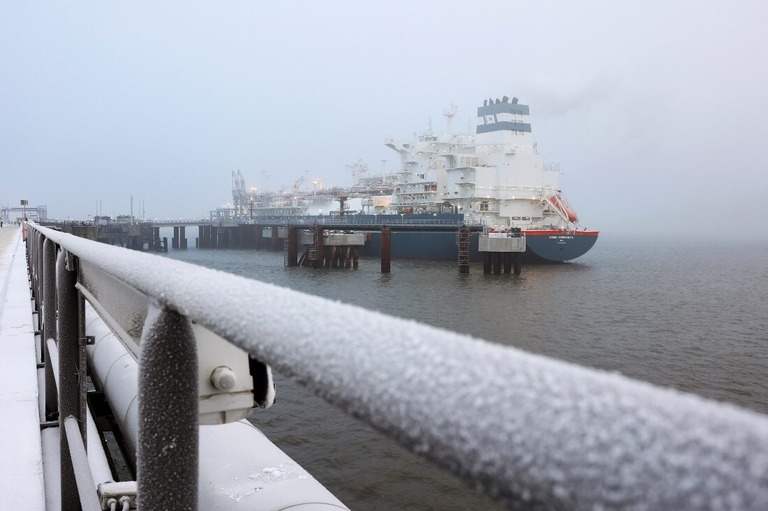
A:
[253,213,598,262]
[360,230,598,262]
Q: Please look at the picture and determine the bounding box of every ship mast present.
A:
[443,102,457,134]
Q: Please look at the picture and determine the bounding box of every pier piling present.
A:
[381,227,391,273]
[513,253,522,276]
[287,227,298,267]
[313,226,324,269]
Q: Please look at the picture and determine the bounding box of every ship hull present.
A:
[251,213,597,262]
[520,230,599,263]
[358,226,598,262]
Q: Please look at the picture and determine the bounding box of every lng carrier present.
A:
[215,96,598,262]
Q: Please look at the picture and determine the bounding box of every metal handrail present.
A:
[26,222,768,510]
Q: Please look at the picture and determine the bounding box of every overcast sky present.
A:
[2,1,766,239]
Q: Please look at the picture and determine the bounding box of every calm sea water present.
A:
[165,235,768,510]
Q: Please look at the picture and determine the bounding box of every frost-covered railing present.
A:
[26,223,768,510]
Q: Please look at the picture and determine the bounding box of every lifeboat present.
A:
[547,193,578,223]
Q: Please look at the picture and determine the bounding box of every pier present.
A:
[45,218,519,274]
[2,221,768,509]
[478,228,526,275]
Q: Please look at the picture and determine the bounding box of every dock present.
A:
[0,226,45,510]
[45,219,523,274]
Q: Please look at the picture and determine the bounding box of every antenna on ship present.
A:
[444,102,457,134]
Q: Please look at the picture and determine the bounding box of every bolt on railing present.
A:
[26,222,768,510]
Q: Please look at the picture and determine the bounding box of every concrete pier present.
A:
[295,229,364,269]
[0,226,46,510]
[479,231,525,275]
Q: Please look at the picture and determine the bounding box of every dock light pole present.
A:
[21,199,27,221]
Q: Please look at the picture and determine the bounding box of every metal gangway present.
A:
[19,222,768,509]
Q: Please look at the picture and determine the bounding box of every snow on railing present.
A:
[27,222,768,510]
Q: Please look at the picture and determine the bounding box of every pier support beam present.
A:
[271,226,279,251]
[286,227,298,267]
[313,226,324,269]
[180,226,187,249]
[255,225,263,250]
[381,227,391,274]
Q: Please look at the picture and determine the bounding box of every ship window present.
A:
[480,201,489,212]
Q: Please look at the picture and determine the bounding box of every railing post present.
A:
[138,307,198,511]
[43,238,58,418]
[36,231,45,333]
[57,249,86,511]
[29,229,38,301]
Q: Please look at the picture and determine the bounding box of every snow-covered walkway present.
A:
[0,226,46,510]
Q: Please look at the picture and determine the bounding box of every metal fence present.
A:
[26,222,768,510]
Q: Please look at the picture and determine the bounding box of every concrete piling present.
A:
[381,227,391,273]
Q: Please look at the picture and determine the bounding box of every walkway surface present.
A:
[0,226,46,510]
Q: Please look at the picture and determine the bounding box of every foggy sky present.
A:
[2,1,766,240]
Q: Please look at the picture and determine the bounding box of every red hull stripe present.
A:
[522,230,599,236]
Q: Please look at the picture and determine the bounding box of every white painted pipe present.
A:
[84,305,348,510]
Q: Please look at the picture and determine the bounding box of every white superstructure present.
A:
[385,96,582,231]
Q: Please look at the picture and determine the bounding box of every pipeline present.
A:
[84,304,348,510]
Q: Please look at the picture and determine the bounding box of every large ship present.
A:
[214,96,598,262]
[377,96,598,262]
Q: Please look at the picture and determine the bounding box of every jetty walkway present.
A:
[0,226,45,509]
[2,222,768,510]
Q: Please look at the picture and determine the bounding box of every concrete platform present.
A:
[0,226,46,510]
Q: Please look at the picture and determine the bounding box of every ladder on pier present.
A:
[457,226,470,274]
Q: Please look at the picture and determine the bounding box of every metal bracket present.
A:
[64,249,77,272]
[98,481,137,510]
[81,335,95,345]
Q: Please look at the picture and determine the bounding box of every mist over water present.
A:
[165,235,768,509]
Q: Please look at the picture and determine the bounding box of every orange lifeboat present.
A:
[547,194,578,223]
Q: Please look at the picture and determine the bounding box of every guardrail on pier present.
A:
[26,222,768,510]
